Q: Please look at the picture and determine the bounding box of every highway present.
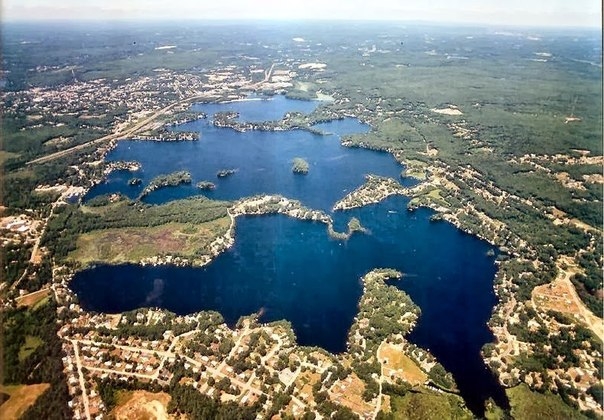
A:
[26,94,209,166]
[26,62,278,166]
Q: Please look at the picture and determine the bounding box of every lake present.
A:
[74,95,507,414]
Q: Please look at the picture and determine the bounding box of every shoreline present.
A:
[71,101,546,398]
[74,194,369,270]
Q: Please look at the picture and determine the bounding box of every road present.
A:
[265,63,276,83]
[250,63,275,88]
[372,341,385,420]
[71,320,312,415]
[12,189,74,291]
[71,340,92,420]
[556,261,604,341]
[215,322,250,376]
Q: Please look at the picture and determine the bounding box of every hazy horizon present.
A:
[3,0,602,28]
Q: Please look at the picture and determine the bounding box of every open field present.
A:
[294,371,321,406]
[15,288,51,308]
[0,384,50,420]
[506,384,586,420]
[378,342,428,385]
[18,335,44,361]
[69,217,230,265]
[329,373,374,418]
[389,390,473,420]
[112,390,173,420]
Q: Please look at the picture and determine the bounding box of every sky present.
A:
[2,0,602,28]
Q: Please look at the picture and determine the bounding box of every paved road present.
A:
[25,66,279,166]
[71,340,92,420]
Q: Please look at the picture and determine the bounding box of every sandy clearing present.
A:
[431,106,463,116]
[113,390,173,420]
[532,256,604,342]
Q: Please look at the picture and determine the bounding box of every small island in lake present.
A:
[128,177,142,186]
[217,169,237,178]
[292,157,309,174]
[196,181,216,190]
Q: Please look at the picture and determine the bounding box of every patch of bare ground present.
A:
[554,171,586,191]
[547,206,598,233]
[329,373,374,419]
[15,287,51,308]
[294,371,321,407]
[430,106,463,116]
[0,383,50,420]
[532,256,604,342]
[112,391,174,420]
[583,173,604,184]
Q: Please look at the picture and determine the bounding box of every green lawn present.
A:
[389,390,472,420]
[18,335,44,362]
[506,384,586,420]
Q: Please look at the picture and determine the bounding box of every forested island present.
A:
[196,181,216,190]
[291,157,309,174]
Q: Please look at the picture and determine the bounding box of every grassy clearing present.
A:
[295,371,321,406]
[403,159,428,180]
[409,188,448,209]
[506,384,586,420]
[18,335,44,362]
[31,295,51,311]
[0,383,50,419]
[389,390,472,420]
[427,188,445,201]
[69,217,230,265]
[378,343,428,385]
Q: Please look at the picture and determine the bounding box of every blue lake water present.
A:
[86,107,411,211]
[74,96,507,414]
[190,95,319,123]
